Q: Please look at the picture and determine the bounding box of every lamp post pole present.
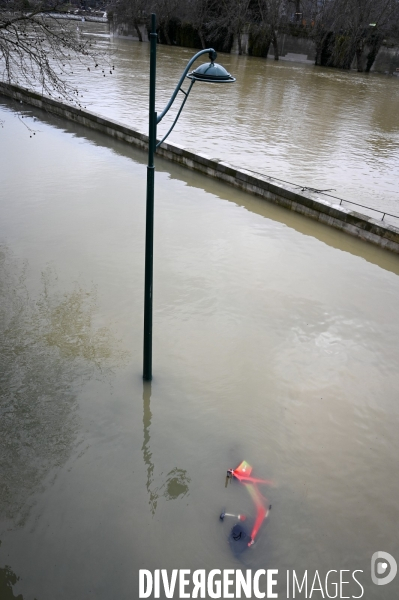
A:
[142,15,235,381]
[143,13,157,381]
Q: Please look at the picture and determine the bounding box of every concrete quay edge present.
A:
[1,82,398,254]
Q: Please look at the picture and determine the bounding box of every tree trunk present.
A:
[365,35,383,72]
[272,31,279,60]
[199,29,206,49]
[315,42,322,65]
[237,31,243,55]
[340,35,358,69]
[162,24,171,45]
[356,42,365,72]
[314,33,326,66]
[134,20,142,42]
[314,44,321,66]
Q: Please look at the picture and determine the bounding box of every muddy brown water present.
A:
[0,44,399,600]
[59,23,399,226]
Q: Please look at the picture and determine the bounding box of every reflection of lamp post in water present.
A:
[143,13,236,381]
[142,384,191,514]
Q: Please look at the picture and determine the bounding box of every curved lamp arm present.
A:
[156,79,195,148]
[156,48,217,124]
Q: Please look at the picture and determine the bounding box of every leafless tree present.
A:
[0,0,109,104]
[150,0,180,44]
[109,0,399,72]
[309,0,399,71]
[112,0,147,41]
[256,0,287,59]
[179,0,210,48]
[206,0,253,55]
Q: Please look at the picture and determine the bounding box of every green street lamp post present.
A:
[143,13,235,381]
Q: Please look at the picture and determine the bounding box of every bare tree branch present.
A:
[0,0,110,104]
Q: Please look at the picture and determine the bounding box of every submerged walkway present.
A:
[2,82,399,254]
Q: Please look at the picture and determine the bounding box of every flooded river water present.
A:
[1,90,399,599]
[60,23,399,224]
[1,24,399,600]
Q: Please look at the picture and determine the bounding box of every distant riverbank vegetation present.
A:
[110,0,399,72]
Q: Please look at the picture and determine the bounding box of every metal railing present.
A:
[318,193,399,223]
[245,168,399,223]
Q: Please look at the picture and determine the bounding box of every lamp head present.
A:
[187,61,236,83]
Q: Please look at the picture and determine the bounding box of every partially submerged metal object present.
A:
[221,460,273,552]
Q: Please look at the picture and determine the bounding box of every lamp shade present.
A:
[187,62,236,83]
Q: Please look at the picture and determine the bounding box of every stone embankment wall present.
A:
[2,82,399,254]
[48,12,107,22]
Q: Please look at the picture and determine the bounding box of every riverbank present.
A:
[112,23,399,75]
[44,12,107,23]
[1,81,399,254]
